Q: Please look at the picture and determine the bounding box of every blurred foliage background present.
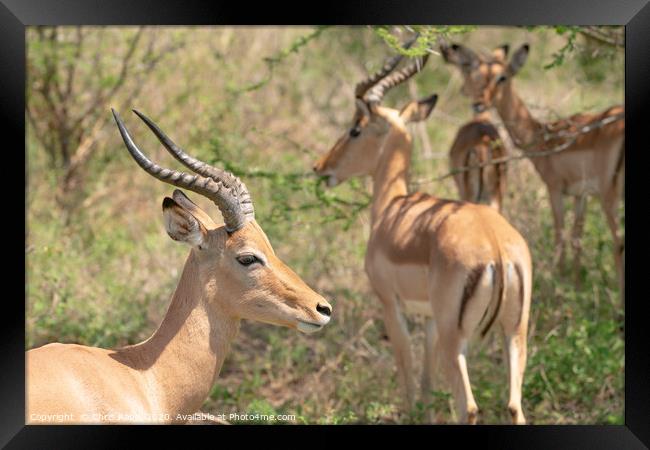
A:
[26,26,624,424]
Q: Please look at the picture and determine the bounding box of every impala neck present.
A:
[127,251,239,416]
[495,82,544,151]
[371,127,412,224]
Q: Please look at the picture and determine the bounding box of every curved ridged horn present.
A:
[365,53,430,104]
[131,109,254,221]
[354,34,419,99]
[112,109,254,233]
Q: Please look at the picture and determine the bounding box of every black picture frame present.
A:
[4,0,649,447]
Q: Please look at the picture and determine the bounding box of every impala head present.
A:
[440,42,530,113]
[112,109,332,333]
[313,37,437,185]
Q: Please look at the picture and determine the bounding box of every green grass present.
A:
[26,26,623,425]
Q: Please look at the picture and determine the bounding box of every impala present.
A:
[448,109,507,212]
[313,48,532,424]
[440,42,624,297]
[27,109,332,424]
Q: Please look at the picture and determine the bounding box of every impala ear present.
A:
[171,189,219,230]
[507,43,529,77]
[162,197,209,248]
[492,44,509,62]
[399,93,438,123]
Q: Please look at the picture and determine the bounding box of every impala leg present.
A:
[548,188,566,271]
[483,168,501,212]
[430,268,485,424]
[438,330,478,424]
[380,295,417,413]
[496,161,507,214]
[421,318,439,423]
[485,155,502,212]
[468,150,482,204]
[571,194,588,288]
[504,331,527,424]
[457,345,479,425]
[453,173,467,202]
[600,192,624,308]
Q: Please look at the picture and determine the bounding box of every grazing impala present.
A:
[441,43,624,298]
[27,109,332,424]
[313,48,532,424]
[449,109,507,212]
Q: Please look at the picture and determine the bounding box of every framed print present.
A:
[3,0,649,447]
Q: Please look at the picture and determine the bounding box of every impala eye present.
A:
[349,126,361,138]
[237,254,260,266]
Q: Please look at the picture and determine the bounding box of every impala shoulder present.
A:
[28,342,75,355]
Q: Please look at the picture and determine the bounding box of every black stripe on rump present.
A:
[481,262,504,338]
[458,264,486,329]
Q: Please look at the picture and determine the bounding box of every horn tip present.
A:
[111,108,124,127]
[132,109,158,130]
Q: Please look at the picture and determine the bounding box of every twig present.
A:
[580,27,624,48]
[416,111,624,184]
[70,27,145,135]
[230,26,329,94]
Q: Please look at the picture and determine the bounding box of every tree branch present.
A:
[63,27,84,103]
[69,27,145,137]
[580,27,624,48]
[415,112,625,185]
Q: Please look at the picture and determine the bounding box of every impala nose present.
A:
[316,303,332,317]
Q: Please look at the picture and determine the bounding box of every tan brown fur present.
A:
[314,98,532,424]
[27,199,332,424]
[449,114,507,212]
[442,43,624,300]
